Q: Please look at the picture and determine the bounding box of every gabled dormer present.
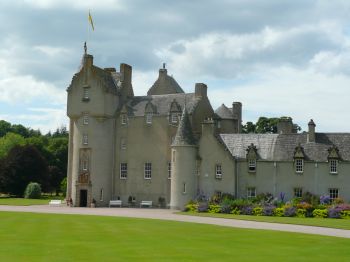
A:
[145,102,156,124]
[293,144,305,174]
[328,145,340,174]
[246,143,258,172]
[169,99,182,124]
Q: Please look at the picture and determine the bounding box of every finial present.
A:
[84,42,87,55]
[163,62,166,69]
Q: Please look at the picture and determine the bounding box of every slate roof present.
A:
[147,69,184,95]
[215,104,234,119]
[220,133,350,161]
[124,93,201,117]
[172,108,196,146]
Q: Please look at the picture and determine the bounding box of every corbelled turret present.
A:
[170,108,197,210]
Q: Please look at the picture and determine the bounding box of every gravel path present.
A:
[1,205,350,239]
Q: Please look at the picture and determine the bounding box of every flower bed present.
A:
[184,193,350,219]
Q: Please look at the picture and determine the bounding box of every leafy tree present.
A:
[242,121,256,134]
[0,133,26,159]
[242,116,301,134]
[48,166,65,195]
[0,120,12,137]
[0,145,48,196]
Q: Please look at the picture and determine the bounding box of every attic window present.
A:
[330,159,338,174]
[121,114,127,125]
[248,159,256,172]
[171,113,178,123]
[295,159,304,173]
[146,113,153,124]
[82,87,90,101]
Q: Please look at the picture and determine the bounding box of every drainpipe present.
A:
[234,156,239,199]
[273,161,277,196]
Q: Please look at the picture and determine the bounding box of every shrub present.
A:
[197,202,209,212]
[312,209,328,218]
[220,197,236,214]
[262,205,275,216]
[273,208,284,217]
[185,201,198,212]
[252,207,263,216]
[284,206,297,217]
[291,197,302,206]
[24,182,41,199]
[333,198,345,204]
[296,209,306,218]
[241,205,253,215]
[302,192,319,206]
[230,207,241,215]
[328,206,343,219]
[231,198,252,210]
[208,204,221,213]
[341,210,350,219]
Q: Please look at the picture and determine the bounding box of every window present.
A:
[183,183,186,194]
[82,159,88,171]
[100,188,103,201]
[168,162,171,179]
[120,163,127,179]
[121,138,126,150]
[330,159,338,174]
[83,87,89,100]
[121,114,127,125]
[247,187,256,198]
[295,159,303,173]
[171,113,178,123]
[217,120,221,129]
[144,162,152,179]
[146,113,153,124]
[172,149,176,163]
[294,188,302,198]
[83,134,88,145]
[83,115,89,125]
[215,164,222,179]
[329,188,339,200]
[248,159,256,172]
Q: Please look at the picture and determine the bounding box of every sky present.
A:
[0,0,350,133]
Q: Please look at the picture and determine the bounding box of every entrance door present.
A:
[80,190,88,207]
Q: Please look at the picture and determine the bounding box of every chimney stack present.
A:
[307,119,316,143]
[232,102,242,133]
[195,83,207,98]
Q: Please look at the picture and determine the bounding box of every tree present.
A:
[0,133,26,159]
[242,121,256,134]
[242,116,301,134]
[0,145,48,196]
[0,120,12,137]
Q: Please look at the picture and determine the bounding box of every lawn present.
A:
[0,212,349,261]
[0,196,64,206]
[179,212,350,230]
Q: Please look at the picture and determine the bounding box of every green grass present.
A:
[0,212,349,261]
[0,195,64,206]
[179,212,350,230]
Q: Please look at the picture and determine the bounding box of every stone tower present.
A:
[66,45,119,207]
[170,108,198,210]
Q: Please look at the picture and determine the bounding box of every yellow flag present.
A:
[88,11,94,31]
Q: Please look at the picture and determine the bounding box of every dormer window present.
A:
[294,144,305,174]
[121,114,127,125]
[295,159,304,173]
[146,113,153,124]
[330,159,338,174]
[328,145,340,175]
[171,113,178,123]
[145,102,155,125]
[82,86,90,101]
[248,159,256,172]
[169,99,181,125]
[246,143,257,173]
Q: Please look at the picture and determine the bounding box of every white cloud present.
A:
[33,45,70,57]
[22,0,124,11]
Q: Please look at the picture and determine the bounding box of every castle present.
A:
[66,47,350,209]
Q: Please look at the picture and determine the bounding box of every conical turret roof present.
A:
[172,108,196,146]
